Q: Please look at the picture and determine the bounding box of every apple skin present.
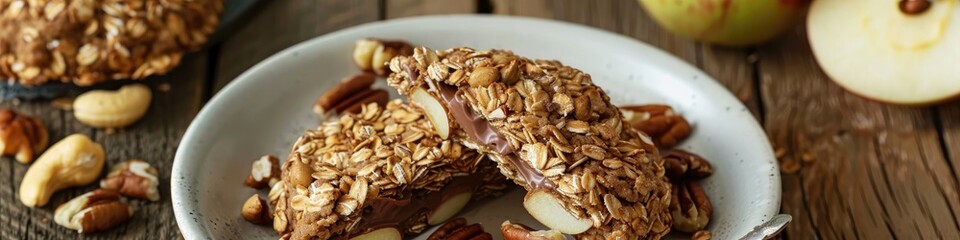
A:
[639,0,808,46]
[834,83,960,107]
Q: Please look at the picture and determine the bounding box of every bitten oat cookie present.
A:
[0,0,222,85]
[387,47,672,239]
[271,100,507,240]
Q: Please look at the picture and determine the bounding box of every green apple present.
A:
[808,0,960,105]
[639,0,807,46]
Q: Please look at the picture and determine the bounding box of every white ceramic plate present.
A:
[172,15,780,240]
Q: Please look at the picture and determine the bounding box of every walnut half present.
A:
[0,108,49,164]
[245,155,281,189]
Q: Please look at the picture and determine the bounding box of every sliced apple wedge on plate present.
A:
[808,0,960,105]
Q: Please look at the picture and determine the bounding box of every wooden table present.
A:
[1,0,958,239]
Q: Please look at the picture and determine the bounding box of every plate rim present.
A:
[172,14,781,239]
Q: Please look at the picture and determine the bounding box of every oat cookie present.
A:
[0,0,222,85]
[387,47,672,239]
[272,100,507,240]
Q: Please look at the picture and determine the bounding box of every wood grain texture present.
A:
[214,0,380,91]
[941,102,960,205]
[386,0,476,19]
[0,1,949,239]
[700,47,761,120]
[491,0,761,118]
[759,25,960,239]
[0,53,207,239]
[493,0,697,62]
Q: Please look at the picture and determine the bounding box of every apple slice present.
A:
[410,87,450,139]
[808,0,960,105]
[427,192,473,225]
[349,227,402,240]
[523,189,592,234]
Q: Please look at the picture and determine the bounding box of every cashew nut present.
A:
[19,134,105,207]
[73,84,152,128]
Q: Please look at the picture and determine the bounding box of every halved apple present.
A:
[808,0,960,105]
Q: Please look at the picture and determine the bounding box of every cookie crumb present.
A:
[157,83,172,92]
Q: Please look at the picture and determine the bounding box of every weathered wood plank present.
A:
[700,47,761,120]
[214,0,381,92]
[491,0,553,19]
[386,0,476,19]
[0,52,208,239]
[491,0,761,118]
[494,0,697,61]
[759,24,960,239]
[941,103,960,205]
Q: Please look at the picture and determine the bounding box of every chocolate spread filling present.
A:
[351,175,482,236]
[435,84,553,189]
[402,64,550,189]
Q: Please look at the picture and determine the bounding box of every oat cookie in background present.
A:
[271,100,508,240]
[387,47,672,239]
[0,0,222,86]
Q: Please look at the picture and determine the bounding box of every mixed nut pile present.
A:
[1,82,164,233]
[238,38,719,240]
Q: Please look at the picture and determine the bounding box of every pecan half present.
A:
[500,221,565,240]
[242,194,272,225]
[671,181,713,233]
[692,230,713,240]
[53,189,134,233]
[428,218,492,240]
[663,149,716,234]
[313,73,389,117]
[329,88,389,115]
[100,160,161,201]
[354,38,414,76]
[245,155,281,189]
[621,104,691,148]
[662,149,714,181]
[0,108,48,164]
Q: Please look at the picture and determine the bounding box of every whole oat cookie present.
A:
[0,0,222,86]
[271,100,507,239]
[387,47,672,239]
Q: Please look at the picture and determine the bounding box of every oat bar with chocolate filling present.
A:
[0,0,222,85]
[270,100,507,240]
[386,47,672,239]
